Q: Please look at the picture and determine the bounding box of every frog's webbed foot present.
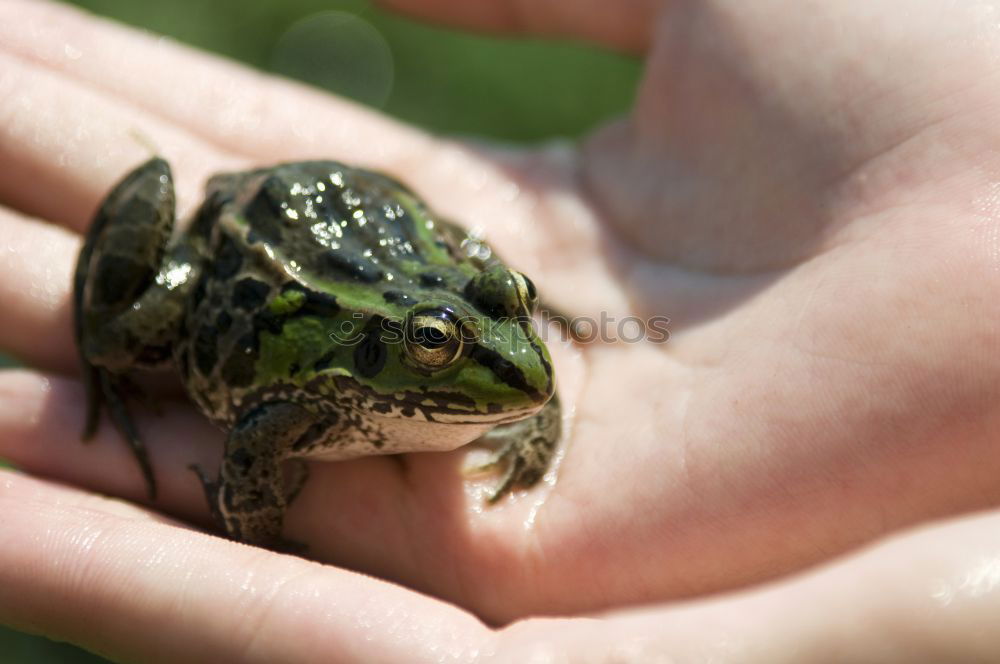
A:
[471,436,552,503]
[194,402,319,549]
[468,440,538,503]
[467,394,562,503]
[188,462,308,554]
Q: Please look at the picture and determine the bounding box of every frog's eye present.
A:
[405,309,465,370]
[511,271,538,314]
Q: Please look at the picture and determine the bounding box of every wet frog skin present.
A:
[74,158,560,547]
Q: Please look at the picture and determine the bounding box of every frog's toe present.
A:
[81,363,102,441]
[91,369,157,500]
[282,459,310,505]
[486,452,527,504]
[465,439,547,504]
[117,373,162,416]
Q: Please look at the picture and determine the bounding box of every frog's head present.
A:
[347,266,553,429]
[401,265,552,421]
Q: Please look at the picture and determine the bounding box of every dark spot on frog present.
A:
[299,290,340,318]
[463,280,509,320]
[93,254,150,305]
[312,351,337,372]
[400,405,416,419]
[354,326,387,379]
[231,447,254,472]
[371,402,392,415]
[212,235,243,280]
[209,290,224,310]
[321,250,384,283]
[469,344,541,400]
[191,276,208,309]
[194,324,219,375]
[232,277,271,311]
[215,310,233,334]
[382,290,415,306]
[418,273,445,288]
[221,332,259,388]
[252,308,285,335]
[245,176,288,246]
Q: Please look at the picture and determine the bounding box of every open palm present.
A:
[4,0,1000,660]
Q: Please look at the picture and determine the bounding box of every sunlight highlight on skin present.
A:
[931,556,1000,606]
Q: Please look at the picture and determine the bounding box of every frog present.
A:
[73,157,561,548]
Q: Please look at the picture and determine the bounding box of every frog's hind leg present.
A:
[74,157,183,499]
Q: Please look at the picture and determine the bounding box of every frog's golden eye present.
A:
[511,271,538,314]
[405,309,465,370]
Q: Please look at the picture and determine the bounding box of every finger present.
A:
[0,367,431,544]
[0,368,473,580]
[0,367,587,626]
[0,48,246,231]
[0,0,610,303]
[0,369,218,521]
[0,471,492,664]
[0,0,433,171]
[375,0,662,53]
[502,508,1000,661]
[0,207,77,373]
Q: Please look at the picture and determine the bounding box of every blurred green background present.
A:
[1,0,639,660]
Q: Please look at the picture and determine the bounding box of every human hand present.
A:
[2,0,1000,651]
[5,471,1000,661]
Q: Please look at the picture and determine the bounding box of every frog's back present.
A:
[177,161,486,426]
[220,162,483,295]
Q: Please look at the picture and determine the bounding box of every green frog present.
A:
[74,158,560,547]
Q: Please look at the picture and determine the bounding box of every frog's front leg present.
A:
[74,157,187,499]
[470,393,562,502]
[191,402,320,548]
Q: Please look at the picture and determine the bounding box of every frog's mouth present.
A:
[309,374,546,426]
[366,390,544,426]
